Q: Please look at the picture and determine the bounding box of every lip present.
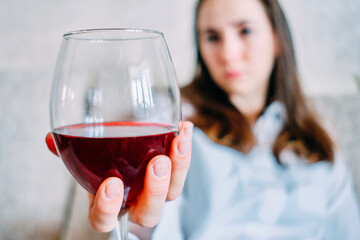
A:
[225,70,243,79]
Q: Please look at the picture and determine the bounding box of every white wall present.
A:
[0,0,197,83]
[280,0,360,95]
[1,0,359,93]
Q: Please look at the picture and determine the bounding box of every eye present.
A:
[240,27,251,35]
[207,34,220,42]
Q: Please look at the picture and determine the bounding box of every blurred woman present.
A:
[152,0,360,239]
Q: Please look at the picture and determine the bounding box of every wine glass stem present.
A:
[115,211,129,240]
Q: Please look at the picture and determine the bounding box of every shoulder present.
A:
[281,150,357,205]
[326,154,357,203]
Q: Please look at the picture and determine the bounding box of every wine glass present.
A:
[49,28,181,240]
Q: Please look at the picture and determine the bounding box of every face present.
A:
[197,0,278,104]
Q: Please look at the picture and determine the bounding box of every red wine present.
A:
[52,122,177,208]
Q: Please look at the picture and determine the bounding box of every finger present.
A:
[88,192,95,209]
[166,132,192,201]
[179,121,194,137]
[45,132,59,156]
[88,177,124,232]
[167,121,193,200]
[129,155,171,228]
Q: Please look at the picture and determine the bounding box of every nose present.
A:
[219,34,243,64]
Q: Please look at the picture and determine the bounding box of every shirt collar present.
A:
[253,101,286,146]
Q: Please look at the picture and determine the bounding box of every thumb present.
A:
[89,177,124,232]
[45,132,58,156]
[129,156,171,228]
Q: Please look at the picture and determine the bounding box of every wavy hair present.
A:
[182,0,334,163]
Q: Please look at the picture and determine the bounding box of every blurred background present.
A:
[0,0,359,239]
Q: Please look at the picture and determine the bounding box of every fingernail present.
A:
[105,178,122,200]
[183,124,193,137]
[153,157,170,178]
[178,138,190,155]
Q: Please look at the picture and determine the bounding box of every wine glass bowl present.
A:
[50,28,181,239]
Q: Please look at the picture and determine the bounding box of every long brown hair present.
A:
[182,0,334,163]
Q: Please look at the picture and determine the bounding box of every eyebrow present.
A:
[233,20,251,27]
[199,20,251,35]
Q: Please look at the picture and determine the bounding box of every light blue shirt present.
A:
[152,102,360,239]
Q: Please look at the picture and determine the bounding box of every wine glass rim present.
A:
[63,28,164,41]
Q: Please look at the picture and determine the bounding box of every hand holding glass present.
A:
[49,29,181,240]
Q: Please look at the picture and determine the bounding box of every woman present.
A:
[152,0,360,238]
[47,0,360,239]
